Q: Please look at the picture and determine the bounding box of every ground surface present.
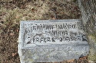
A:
[0,0,89,63]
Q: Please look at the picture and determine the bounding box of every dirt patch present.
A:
[0,0,88,63]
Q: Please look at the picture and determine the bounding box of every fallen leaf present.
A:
[12,53,17,57]
[16,29,19,32]
[67,59,75,62]
[10,33,14,36]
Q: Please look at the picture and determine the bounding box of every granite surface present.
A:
[18,19,89,63]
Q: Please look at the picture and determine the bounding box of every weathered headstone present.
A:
[18,19,89,63]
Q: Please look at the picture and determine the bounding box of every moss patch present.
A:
[89,34,96,43]
[88,34,96,62]
[88,54,96,61]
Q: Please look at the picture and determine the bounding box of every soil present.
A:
[0,0,89,63]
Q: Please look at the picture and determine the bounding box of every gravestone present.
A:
[18,19,89,63]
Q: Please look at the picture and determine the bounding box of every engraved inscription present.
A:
[22,21,87,47]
